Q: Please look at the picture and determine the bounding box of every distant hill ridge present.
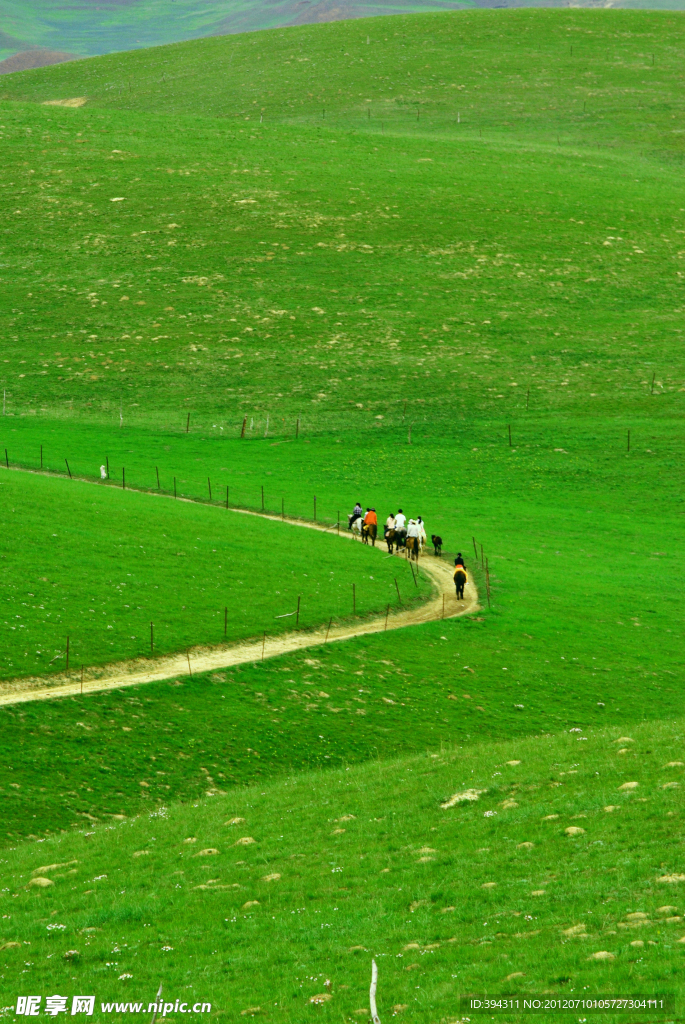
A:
[0,48,80,74]
[1,0,684,71]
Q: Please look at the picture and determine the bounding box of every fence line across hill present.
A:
[0,460,484,687]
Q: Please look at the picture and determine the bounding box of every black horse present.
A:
[431,534,443,557]
[454,567,466,600]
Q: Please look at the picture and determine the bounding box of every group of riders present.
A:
[348,503,426,554]
[347,502,468,599]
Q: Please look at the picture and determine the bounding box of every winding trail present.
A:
[0,480,479,708]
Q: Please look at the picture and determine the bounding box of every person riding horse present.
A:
[454,561,467,600]
[406,518,421,560]
[363,508,378,546]
[394,509,407,549]
[348,501,363,530]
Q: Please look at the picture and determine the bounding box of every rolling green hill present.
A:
[0,8,684,1012]
[2,0,685,70]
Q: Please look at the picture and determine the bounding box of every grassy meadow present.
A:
[1,717,684,1021]
[0,6,684,1015]
[0,467,428,681]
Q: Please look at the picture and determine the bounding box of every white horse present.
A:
[349,515,364,538]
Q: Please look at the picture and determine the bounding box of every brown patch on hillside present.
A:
[0,49,80,76]
[43,96,87,107]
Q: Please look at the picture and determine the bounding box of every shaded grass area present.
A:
[1,715,683,1017]
[0,467,428,681]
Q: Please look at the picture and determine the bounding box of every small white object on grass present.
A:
[370,959,381,1024]
[100,465,106,480]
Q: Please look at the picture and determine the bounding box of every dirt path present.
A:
[0,479,479,708]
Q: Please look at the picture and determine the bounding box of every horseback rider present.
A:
[363,507,378,545]
[384,511,396,537]
[406,518,420,559]
[454,560,467,599]
[364,508,377,530]
[394,508,407,547]
[349,501,363,529]
[454,552,465,567]
[416,516,427,550]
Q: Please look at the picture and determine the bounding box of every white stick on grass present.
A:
[150,983,163,1024]
[370,959,381,1024]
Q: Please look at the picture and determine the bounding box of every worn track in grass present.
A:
[0,472,479,707]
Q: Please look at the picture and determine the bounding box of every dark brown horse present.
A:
[454,567,467,600]
[385,527,406,553]
[362,522,377,547]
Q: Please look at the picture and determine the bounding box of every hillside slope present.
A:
[1,716,683,1015]
[4,0,685,67]
[0,0,473,62]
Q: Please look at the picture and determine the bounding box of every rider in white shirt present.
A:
[394,510,406,531]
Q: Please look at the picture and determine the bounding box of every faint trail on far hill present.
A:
[0,480,479,707]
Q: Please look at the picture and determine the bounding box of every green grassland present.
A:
[0,467,428,681]
[0,8,684,1013]
[1,716,684,1021]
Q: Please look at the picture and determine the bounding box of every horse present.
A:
[362,522,377,547]
[348,513,362,532]
[387,528,406,553]
[431,534,443,557]
[405,536,419,561]
[350,517,363,539]
[454,567,467,600]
